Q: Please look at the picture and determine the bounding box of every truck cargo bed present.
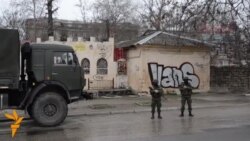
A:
[0,29,20,89]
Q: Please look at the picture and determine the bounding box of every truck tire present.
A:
[32,92,68,127]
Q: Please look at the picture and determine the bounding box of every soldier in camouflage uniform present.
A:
[179,77,194,117]
[149,80,163,119]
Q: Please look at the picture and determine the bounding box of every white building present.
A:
[117,31,213,94]
[38,36,126,91]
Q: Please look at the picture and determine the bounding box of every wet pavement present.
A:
[0,93,250,140]
[1,93,249,119]
[50,93,250,116]
[0,101,250,140]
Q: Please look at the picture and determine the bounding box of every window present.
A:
[54,52,75,66]
[68,53,74,65]
[81,58,90,74]
[117,60,127,75]
[97,58,108,75]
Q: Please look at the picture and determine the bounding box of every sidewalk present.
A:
[0,92,250,121]
[67,92,250,116]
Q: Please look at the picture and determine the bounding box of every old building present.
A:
[116,31,214,94]
[25,18,140,43]
[39,36,127,92]
[67,37,117,90]
[36,30,214,94]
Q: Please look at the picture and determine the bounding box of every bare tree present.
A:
[176,0,250,66]
[1,0,47,39]
[47,0,53,36]
[21,0,47,39]
[75,0,89,23]
[13,0,47,19]
[22,0,57,38]
[0,0,29,39]
[139,0,250,65]
[139,0,178,30]
[47,0,59,37]
[93,0,136,39]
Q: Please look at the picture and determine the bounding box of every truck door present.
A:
[52,52,82,91]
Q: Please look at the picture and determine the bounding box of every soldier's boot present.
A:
[180,99,185,117]
[179,112,184,117]
[158,112,162,119]
[179,109,184,117]
[151,112,155,119]
[188,111,194,117]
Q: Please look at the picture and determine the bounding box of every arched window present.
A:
[81,58,90,74]
[97,58,108,75]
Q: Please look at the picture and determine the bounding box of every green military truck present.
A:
[0,29,85,126]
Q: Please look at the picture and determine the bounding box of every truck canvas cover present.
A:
[0,29,20,89]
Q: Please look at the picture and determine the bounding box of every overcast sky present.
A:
[0,0,92,20]
[57,0,89,20]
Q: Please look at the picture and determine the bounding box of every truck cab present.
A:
[0,29,85,126]
[28,43,83,100]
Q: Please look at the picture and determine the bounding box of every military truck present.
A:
[0,29,85,126]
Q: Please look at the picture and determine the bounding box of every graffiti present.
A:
[97,44,108,58]
[148,62,200,88]
[73,42,86,52]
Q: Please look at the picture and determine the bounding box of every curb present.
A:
[68,103,249,117]
[0,103,249,123]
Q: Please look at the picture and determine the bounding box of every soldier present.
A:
[179,77,194,117]
[149,80,163,119]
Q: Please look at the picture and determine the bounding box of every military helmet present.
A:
[183,77,189,84]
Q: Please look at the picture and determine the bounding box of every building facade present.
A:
[117,31,212,94]
[25,18,140,43]
[39,36,127,91]
[37,30,212,94]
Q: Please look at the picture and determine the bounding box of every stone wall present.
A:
[210,67,250,92]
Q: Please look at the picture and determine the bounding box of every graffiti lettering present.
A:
[148,62,200,88]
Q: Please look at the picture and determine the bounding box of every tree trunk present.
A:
[47,0,54,37]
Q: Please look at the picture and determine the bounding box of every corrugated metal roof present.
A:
[136,31,162,45]
[116,31,217,48]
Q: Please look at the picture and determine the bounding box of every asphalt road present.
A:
[0,104,250,141]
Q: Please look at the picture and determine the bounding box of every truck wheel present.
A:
[32,92,68,127]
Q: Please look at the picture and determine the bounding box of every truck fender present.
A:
[24,82,71,109]
[43,80,71,102]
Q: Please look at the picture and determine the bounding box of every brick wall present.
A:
[210,67,250,91]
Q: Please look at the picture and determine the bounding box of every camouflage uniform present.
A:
[150,80,163,119]
[179,78,193,117]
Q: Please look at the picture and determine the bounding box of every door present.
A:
[52,51,82,91]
